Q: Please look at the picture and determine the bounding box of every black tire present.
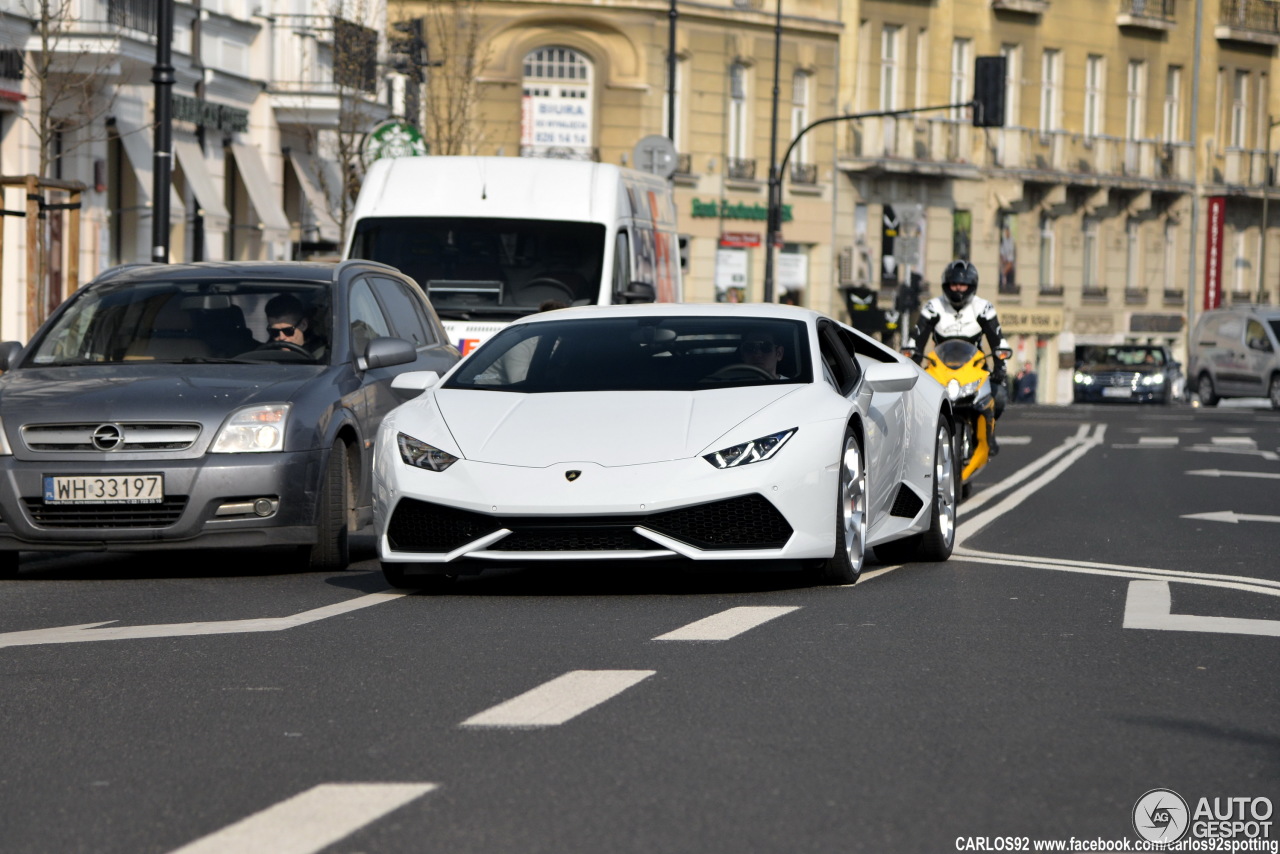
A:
[874,421,958,564]
[0,551,18,579]
[299,442,351,572]
[382,561,456,593]
[1197,372,1220,407]
[1270,375,1280,411]
[807,429,867,586]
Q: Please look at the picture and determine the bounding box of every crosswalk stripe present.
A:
[1211,436,1257,448]
[461,670,654,728]
[653,606,800,641]
[167,783,436,854]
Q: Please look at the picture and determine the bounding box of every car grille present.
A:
[1090,371,1139,388]
[386,494,793,554]
[22,497,188,528]
[22,422,202,452]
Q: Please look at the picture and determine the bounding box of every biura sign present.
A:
[691,198,792,223]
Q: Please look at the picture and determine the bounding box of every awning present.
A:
[286,150,341,243]
[115,122,184,222]
[173,139,230,222]
[229,142,290,235]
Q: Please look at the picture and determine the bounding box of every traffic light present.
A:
[391,18,426,83]
[973,56,1007,128]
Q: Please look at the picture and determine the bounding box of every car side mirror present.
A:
[390,370,441,401]
[0,341,23,372]
[617,281,656,304]
[865,361,919,393]
[358,336,416,371]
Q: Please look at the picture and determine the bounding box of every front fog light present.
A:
[211,405,289,453]
[703,428,797,469]
[398,433,459,472]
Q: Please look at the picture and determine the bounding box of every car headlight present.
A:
[398,432,459,472]
[1074,371,1093,386]
[210,405,288,453]
[0,417,11,456]
[703,428,796,469]
[1141,373,1165,385]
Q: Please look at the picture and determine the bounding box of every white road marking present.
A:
[1181,510,1280,525]
[960,424,1093,516]
[0,592,407,650]
[1186,468,1280,481]
[1212,436,1258,447]
[1000,435,1032,445]
[1138,436,1179,447]
[167,782,436,854]
[653,606,799,641]
[955,424,1106,548]
[1186,444,1279,461]
[1124,581,1280,638]
[461,670,655,728]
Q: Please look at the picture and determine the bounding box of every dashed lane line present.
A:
[653,606,800,641]
[460,670,655,728]
[167,783,436,854]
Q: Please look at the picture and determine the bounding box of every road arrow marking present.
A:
[1181,510,1280,525]
[1187,445,1279,461]
[0,591,407,650]
[1124,580,1280,638]
[1186,469,1280,481]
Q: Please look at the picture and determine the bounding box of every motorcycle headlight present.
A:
[210,405,288,453]
[398,432,459,472]
[1074,371,1093,386]
[946,379,961,401]
[946,379,981,401]
[703,428,796,469]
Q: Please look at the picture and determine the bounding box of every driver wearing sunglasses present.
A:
[264,293,326,359]
[738,333,786,379]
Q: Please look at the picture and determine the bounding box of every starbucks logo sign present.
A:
[362,120,428,165]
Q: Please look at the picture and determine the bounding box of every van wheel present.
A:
[1270,375,1280,411]
[1197,373,1219,407]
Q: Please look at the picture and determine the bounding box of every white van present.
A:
[344,156,682,355]
[1187,306,1280,409]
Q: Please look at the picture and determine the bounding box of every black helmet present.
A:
[941,260,978,308]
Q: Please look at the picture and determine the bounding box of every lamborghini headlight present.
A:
[398,432,459,472]
[703,428,796,469]
[211,405,288,453]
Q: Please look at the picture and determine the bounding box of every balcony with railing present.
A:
[1219,146,1270,186]
[790,162,819,185]
[269,14,385,128]
[1217,0,1280,44]
[1117,0,1176,30]
[726,157,758,181]
[1124,287,1150,304]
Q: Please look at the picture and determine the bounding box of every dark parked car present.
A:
[0,260,460,576]
[1072,343,1182,404]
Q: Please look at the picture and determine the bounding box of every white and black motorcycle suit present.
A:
[903,294,1011,453]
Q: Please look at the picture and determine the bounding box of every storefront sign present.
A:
[521,94,592,150]
[362,120,428,165]
[1130,313,1185,333]
[720,232,761,248]
[172,94,248,133]
[691,198,792,223]
[1000,308,1063,335]
[715,247,749,303]
[1205,196,1225,311]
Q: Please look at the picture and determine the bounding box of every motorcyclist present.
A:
[902,259,1012,455]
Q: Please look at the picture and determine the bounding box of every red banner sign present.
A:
[1204,196,1225,311]
[719,232,761,248]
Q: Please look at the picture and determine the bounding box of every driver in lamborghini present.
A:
[901,260,1011,454]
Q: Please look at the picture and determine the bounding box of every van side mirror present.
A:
[358,336,417,371]
[617,281,656,304]
[0,341,23,371]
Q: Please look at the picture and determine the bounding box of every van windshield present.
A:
[349,217,606,320]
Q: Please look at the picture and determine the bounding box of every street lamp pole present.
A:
[151,0,174,263]
[1260,116,1280,305]
[762,0,783,303]
[667,0,677,143]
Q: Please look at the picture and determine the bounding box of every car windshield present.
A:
[347,216,606,321]
[444,316,813,392]
[25,279,332,367]
[1077,345,1165,367]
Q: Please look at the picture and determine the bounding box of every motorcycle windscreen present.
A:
[933,339,981,370]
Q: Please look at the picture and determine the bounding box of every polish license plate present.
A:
[43,474,164,504]
[1102,387,1132,398]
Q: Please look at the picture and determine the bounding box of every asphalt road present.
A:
[2,402,1278,854]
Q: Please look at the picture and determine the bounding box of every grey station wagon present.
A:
[0,260,460,576]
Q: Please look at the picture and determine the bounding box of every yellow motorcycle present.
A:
[921,339,1001,498]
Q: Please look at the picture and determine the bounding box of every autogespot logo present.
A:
[1134,788,1191,843]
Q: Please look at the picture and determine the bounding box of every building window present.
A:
[950,38,972,121]
[728,62,749,162]
[1001,44,1022,128]
[791,70,811,167]
[1039,214,1056,291]
[1126,60,1147,142]
[880,25,901,112]
[1040,49,1061,133]
[521,47,594,159]
[1163,65,1182,143]
[1082,217,1098,288]
[1164,220,1177,291]
[1125,219,1141,293]
[915,29,929,109]
[1233,229,1250,294]
[1084,55,1105,137]
[1231,70,1249,148]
